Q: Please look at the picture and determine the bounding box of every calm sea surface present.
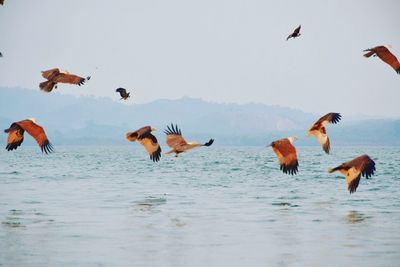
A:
[0,146,399,266]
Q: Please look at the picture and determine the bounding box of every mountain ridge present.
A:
[1,87,399,146]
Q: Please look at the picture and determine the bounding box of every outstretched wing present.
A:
[364,46,400,73]
[376,47,400,73]
[293,25,301,34]
[116,88,126,94]
[271,139,298,175]
[352,154,376,178]
[310,128,330,154]
[5,123,25,151]
[16,120,53,153]
[317,112,341,127]
[345,167,362,194]
[139,132,161,162]
[54,73,87,85]
[41,68,60,80]
[164,124,187,149]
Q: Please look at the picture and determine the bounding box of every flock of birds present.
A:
[2,16,400,194]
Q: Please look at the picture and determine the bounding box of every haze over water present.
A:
[0,146,399,266]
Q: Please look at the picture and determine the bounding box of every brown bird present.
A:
[0,0,4,5]
[39,68,90,92]
[116,88,131,100]
[4,118,53,154]
[363,45,400,74]
[126,126,161,162]
[268,137,299,175]
[329,155,376,194]
[164,124,214,157]
[286,25,301,41]
[307,112,341,154]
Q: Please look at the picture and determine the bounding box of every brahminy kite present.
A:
[307,112,341,154]
[126,126,161,162]
[4,118,53,154]
[329,154,376,194]
[164,124,214,157]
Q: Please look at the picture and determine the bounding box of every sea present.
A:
[0,146,399,267]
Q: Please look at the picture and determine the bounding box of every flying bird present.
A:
[126,126,161,162]
[268,137,299,175]
[0,0,4,5]
[328,155,376,194]
[4,118,53,154]
[286,25,301,41]
[39,68,91,92]
[164,124,214,157]
[116,88,131,100]
[307,112,341,154]
[363,45,400,74]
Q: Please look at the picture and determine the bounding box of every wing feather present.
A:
[41,68,60,80]
[139,132,161,162]
[365,46,400,73]
[16,120,53,154]
[54,73,86,85]
[164,124,187,150]
[6,127,24,151]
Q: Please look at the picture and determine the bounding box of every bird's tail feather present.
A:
[39,81,56,92]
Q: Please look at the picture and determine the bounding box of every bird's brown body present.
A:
[329,155,375,194]
[39,68,90,92]
[126,126,161,162]
[363,46,400,74]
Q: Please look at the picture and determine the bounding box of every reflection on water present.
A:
[345,210,369,224]
[0,146,399,266]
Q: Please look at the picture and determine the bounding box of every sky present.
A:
[0,0,399,117]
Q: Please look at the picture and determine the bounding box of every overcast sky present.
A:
[0,0,399,117]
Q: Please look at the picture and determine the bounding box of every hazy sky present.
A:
[0,0,399,117]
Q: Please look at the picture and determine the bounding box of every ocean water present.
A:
[0,146,399,267]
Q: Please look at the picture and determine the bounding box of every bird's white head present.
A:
[384,44,393,49]
[288,136,298,144]
[28,118,37,123]
[151,127,157,132]
[62,70,70,74]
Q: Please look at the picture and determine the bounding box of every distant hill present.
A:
[1,87,399,146]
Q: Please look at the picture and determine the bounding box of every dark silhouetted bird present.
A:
[286,25,301,41]
[116,88,131,100]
